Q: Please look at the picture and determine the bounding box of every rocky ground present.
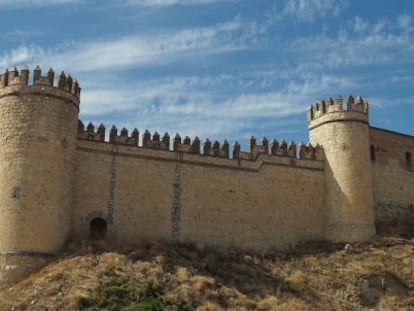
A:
[0,236,413,310]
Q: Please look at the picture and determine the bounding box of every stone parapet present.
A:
[0,66,80,101]
[307,95,368,130]
[78,122,324,163]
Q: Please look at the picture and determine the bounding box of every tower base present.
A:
[0,253,52,286]
[325,223,376,243]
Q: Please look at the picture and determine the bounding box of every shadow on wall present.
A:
[375,202,414,237]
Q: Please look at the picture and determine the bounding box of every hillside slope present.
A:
[0,237,413,310]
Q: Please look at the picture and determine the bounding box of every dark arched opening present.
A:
[89,217,107,240]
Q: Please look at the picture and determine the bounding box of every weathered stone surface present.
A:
[0,67,414,286]
[0,67,79,284]
[370,127,414,236]
[309,104,376,242]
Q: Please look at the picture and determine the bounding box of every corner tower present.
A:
[0,66,80,284]
[307,95,375,242]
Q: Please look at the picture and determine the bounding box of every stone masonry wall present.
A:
[370,127,414,236]
[308,96,375,242]
[0,69,79,283]
[72,138,326,251]
[2,66,413,286]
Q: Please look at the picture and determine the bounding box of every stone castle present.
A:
[0,66,413,285]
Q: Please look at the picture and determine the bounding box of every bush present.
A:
[80,274,170,311]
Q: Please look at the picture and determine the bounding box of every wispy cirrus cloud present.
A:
[0,0,76,7]
[0,45,44,67]
[369,96,414,109]
[81,85,307,140]
[289,14,414,70]
[0,30,44,39]
[267,0,349,24]
[283,0,349,22]
[398,14,413,32]
[78,68,356,142]
[124,0,233,6]
[0,18,255,71]
[0,0,231,8]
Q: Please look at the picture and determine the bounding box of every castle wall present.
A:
[2,65,413,286]
[72,138,326,251]
[72,141,175,243]
[179,156,325,250]
[370,127,414,235]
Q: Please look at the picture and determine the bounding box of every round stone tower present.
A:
[307,95,375,242]
[0,66,80,284]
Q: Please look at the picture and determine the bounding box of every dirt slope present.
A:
[0,237,413,310]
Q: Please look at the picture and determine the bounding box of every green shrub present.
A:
[79,265,199,311]
[80,274,169,310]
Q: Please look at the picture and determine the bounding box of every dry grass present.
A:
[0,237,413,310]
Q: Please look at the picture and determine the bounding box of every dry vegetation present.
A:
[0,237,413,310]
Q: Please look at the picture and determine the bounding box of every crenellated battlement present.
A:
[1,62,406,287]
[307,95,368,125]
[246,136,323,161]
[0,66,81,99]
[78,121,324,162]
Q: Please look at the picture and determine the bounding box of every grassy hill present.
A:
[0,237,413,310]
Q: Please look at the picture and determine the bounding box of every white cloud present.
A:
[124,0,230,6]
[398,14,413,32]
[281,0,348,23]
[287,14,414,71]
[0,30,44,38]
[368,96,414,108]
[354,16,369,34]
[77,68,356,142]
[0,0,76,7]
[0,45,45,67]
[81,87,305,139]
[0,19,255,72]
[0,0,231,8]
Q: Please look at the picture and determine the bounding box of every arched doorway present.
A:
[89,217,107,240]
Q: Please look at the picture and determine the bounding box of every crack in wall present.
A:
[171,152,183,241]
[107,145,118,225]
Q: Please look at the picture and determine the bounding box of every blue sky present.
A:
[0,0,413,147]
